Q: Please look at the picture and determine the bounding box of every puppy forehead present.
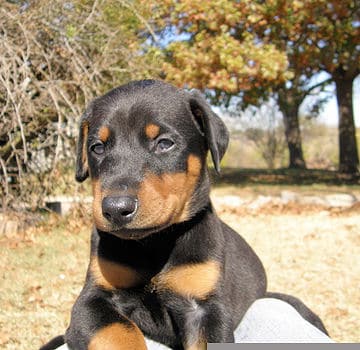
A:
[89,90,193,134]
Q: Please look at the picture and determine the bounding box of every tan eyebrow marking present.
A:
[145,124,160,139]
[98,126,110,142]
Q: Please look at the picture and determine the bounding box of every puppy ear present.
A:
[75,106,92,182]
[188,90,229,173]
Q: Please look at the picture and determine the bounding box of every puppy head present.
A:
[76,80,229,239]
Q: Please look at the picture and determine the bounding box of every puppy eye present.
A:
[90,142,105,155]
[155,138,174,153]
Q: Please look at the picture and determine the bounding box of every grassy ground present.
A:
[1,183,359,348]
[213,167,360,186]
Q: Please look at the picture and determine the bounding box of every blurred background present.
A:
[0,0,359,348]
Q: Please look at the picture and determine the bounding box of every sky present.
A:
[220,73,360,129]
[316,75,360,127]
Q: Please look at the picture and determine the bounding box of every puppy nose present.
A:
[102,196,138,225]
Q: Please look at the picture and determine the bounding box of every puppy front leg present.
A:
[65,289,147,350]
[153,260,234,348]
[184,300,234,349]
[201,301,235,344]
[156,292,233,350]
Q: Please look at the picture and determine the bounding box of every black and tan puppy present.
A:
[41,80,327,350]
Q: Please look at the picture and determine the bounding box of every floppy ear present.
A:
[188,90,229,173]
[75,106,92,182]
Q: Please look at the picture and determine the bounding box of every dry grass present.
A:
[0,190,359,349]
[218,210,360,342]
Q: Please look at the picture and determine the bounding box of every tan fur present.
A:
[88,322,147,350]
[98,126,110,142]
[152,260,220,300]
[81,121,89,173]
[186,340,207,350]
[128,154,201,229]
[91,154,201,232]
[145,124,160,139]
[179,154,202,222]
[90,256,143,290]
[92,179,112,232]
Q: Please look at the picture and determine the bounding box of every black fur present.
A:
[41,80,328,350]
[39,335,65,350]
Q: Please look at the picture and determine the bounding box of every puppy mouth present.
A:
[95,198,183,239]
[106,223,172,240]
[97,213,176,240]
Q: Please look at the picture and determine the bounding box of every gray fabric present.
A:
[234,298,334,343]
[54,298,333,349]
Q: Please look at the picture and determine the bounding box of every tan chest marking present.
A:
[88,322,147,350]
[90,256,143,290]
[186,340,207,350]
[152,260,220,300]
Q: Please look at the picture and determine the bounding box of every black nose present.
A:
[102,196,138,226]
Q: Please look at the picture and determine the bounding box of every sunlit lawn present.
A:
[1,184,359,349]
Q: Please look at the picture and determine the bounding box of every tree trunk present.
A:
[278,88,306,169]
[283,111,306,169]
[334,76,359,174]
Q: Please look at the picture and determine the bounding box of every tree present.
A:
[151,1,291,91]
[150,0,358,172]
[253,2,313,169]
[315,0,360,173]
[148,0,311,168]
[0,0,161,210]
[258,0,359,173]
